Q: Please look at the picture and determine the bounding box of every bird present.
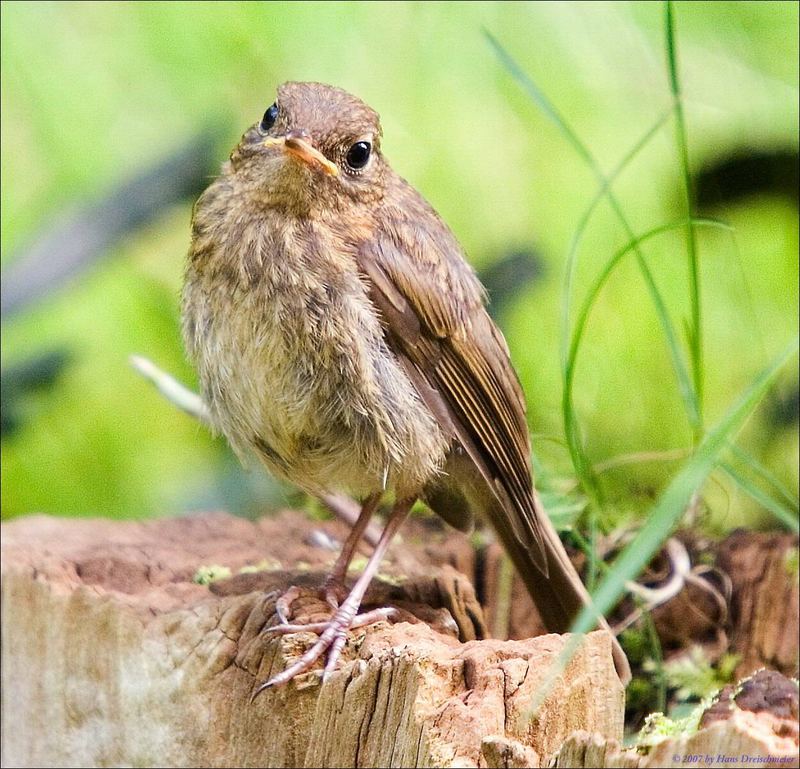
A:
[181,81,630,693]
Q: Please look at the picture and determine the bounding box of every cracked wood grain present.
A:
[552,708,799,769]
[1,510,623,768]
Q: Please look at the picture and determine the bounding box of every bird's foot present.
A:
[273,577,345,623]
[253,593,396,696]
[321,574,348,610]
[253,498,412,699]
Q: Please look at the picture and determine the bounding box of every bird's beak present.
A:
[263,132,339,176]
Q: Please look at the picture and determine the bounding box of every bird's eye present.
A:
[345,141,371,170]
[259,103,279,132]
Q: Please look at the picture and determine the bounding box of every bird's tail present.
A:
[498,490,631,684]
[427,465,631,684]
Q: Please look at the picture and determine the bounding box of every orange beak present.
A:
[264,131,338,176]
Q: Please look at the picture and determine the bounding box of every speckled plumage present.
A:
[183,183,451,498]
[183,84,450,499]
[181,81,630,684]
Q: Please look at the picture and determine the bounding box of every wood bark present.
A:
[716,531,799,678]
[1,511,624,768]
[550,709,800,769]
[552,714,799,769]
[552,666,799,769]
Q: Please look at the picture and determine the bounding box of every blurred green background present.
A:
[2,1,797,530]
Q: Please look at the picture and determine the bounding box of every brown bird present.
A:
[182,81,630,692]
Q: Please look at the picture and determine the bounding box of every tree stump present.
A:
[1,511,624,768]
[716,531,799,678]
[552,669,799,768]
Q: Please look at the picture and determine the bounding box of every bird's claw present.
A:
[323,579,345,610]
[274,585,303,625]
[253,606,397,697]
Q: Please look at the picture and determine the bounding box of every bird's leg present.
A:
[321,491,381,547]
[322,492,381,609]
[254,498,412,694]
[274,493,382,625]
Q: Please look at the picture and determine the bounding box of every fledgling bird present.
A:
[182,81,630,691]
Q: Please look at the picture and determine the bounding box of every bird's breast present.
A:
[182,209,448,497]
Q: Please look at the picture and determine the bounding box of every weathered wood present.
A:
[552,668,799,769]
[716,531,799,678]
[1,511,624,768]
[553,718,799,769]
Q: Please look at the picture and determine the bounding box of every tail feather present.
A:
[426,461,631,684]
[497,492,631,684]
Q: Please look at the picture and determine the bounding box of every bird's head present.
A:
[231,81,388,211]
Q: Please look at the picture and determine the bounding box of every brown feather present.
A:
[356,175,548,572]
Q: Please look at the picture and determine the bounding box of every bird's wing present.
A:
[356,176,547,572]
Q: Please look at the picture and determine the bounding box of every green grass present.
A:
[489,2,797,538]
[569,336,797,643]
[489,1,798,715]
[665,0,704,444]
[486,28,700,514]
[529,337,798,715]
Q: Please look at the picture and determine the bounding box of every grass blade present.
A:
[666,0,703,441]
[727,442,799,510]
[530,337,798,713]
[720,461,799,533]
[484,29,596,170]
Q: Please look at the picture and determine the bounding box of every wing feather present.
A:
[356,179,547,572]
